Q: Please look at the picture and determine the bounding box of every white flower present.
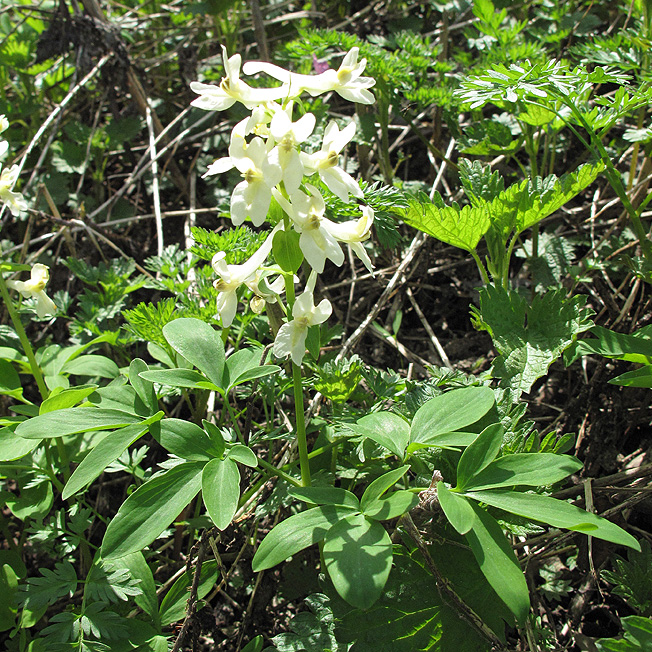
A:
[190,45,287,112]
[268,102,315,194]
[7,264,57,318]
[300,121,363,203]
[211,226,280,326]
[243,47,375,104]
[326,205,375,272]
[273,272,332,365]
[272,185,344,273]
[0,115,8,134]
[0,164,28,216]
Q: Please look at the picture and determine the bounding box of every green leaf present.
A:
[0,426,40,461]
[464,490,640,549]
[609,366,652,388]
[84,558,143,604]
[129,359,158,414]
[323,513,393,610]
[101,461,204,559]
[253,505,357,571]
[465,502,530,623]
[225,347,280,390]
[402,196,490,252]
[61,355,120,379]
[273,229,303,273]
[456,423,503,491]
[17,561,77,611]
[63,413,164,500]
[151,418,214,461]
[162,318,226,390]
[202,457,240,530]
[111,552,160,630]
[362,490,418,520]
[333,542,507,651]
[16,407,141,439]
[438,483,476,535]
[473,287,593,395]
[159,560,219,626]
[6,479,53,520]
[0,562,18,632]
[224,445,256,469]
[360,465,411,512]
[39,385,98,414]
[464,453,582,491]
[409,386,495,447]
[290,486,360,509]
[349,412,410,458]
[202,420,226,459]
[0,359,23,401]
[139,368,220,391]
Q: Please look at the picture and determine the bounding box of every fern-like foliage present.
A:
[18,561,77,611]
[189,225,269,263]
[84,560,143,604]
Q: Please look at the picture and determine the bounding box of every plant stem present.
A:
[0,273,49,401]
[292,362,311,487]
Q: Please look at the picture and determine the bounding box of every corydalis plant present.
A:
[192,46,376,365]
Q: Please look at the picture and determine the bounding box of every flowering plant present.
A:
[192,46,375,366]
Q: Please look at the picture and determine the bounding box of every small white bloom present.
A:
[268,102,316,194]
[7,264,57,318]
[0,164,27,216]
[325,205,375,272]
[211,225,280,326]
[243,47,375,104]
[300,121,363,203]
[229,137,282,226]
[190,45,287,112]
[0,115,8,134]
[273,272,332,365]
[272,185,344,273]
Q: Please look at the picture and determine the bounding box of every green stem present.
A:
[292,362,311,487]
[256,456,301,487]
[470,250,490,285]
[0,273,49,401]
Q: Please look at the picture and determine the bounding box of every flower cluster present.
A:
[0,116,27,217]
[192,47,376,365]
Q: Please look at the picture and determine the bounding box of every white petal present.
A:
[320,167,362,203]
[311,298,332,325]
[204,157,234,177]
[34,291,57,318]
[329,120,356,153]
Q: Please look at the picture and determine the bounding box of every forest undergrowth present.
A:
[1,0,652,650]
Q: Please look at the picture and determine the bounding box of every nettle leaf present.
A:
[409,386,495,449]
[253,505,358,572]
[402,196,490,253]
[489,162,605,237]
[458,159,505,206]
[101,461,204,559]
[465,490,640,550]
[162,318,226,390]
[18,561,77,610]
[473,286,593,395]
[349,411,410,458]
[323,513,393,610]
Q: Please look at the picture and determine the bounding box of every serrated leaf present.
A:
[402,197,490,252]
[474,286,593,395]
